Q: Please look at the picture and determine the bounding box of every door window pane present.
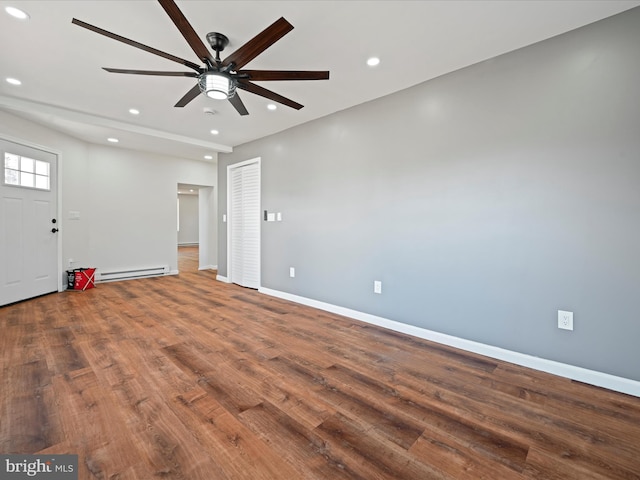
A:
[35,175,49,190]
[35,160,49,176]
[20,172,35,187]
[5,153,19,170]
[21,157,35,173]
[4,153,50,190]
[4,168,19,185]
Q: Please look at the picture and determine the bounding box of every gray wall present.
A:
[219,8,640,381]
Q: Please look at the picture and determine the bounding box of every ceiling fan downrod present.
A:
[205,32,229,65]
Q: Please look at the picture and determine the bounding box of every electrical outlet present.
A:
[558,310,574,331]
[289,267,295,278]
[374,280,382,294]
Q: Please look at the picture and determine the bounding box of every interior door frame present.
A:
[1,133,63,294]
[226,157,261,288]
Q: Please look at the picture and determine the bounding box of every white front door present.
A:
[1,138,58,306]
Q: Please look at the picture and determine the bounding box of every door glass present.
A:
[4,168,19,185]
[21,157,35,173]
[3,153,50,191]
[5,153,19,170]
[20,172,35,187]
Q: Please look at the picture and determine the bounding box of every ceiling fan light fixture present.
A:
[199,72,236,100]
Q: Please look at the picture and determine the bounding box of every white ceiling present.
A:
[2,0,639,162]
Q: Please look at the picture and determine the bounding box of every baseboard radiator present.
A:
[97,265,170,283]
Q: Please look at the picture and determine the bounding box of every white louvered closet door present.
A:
[229,161,260,289]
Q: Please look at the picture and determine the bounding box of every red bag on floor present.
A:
[74,268,96,291]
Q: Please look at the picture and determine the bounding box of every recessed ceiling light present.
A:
[367,57,381,67]
[204,155,213,160]
[210,129,219,135]
[107,137,119,143]
[267,104,277,111]
[6,77,21,86]
[189,189,194,193]
[129,108,140,115]
[5,6,30,20]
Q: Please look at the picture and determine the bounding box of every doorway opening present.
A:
[177,183,217,273]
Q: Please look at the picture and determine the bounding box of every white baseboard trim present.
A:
[199,264,218,271]
[259,287,640,398]
[216,275,231,283]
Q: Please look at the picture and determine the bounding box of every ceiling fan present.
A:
[72,0,329,116]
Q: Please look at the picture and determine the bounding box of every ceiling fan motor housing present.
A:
[206,32,229,55]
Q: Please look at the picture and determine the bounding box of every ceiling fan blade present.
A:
[222,17,294,70]
[157,0,214,64]
[174,84,201,108]
[239,70,330,81]
[72,18,201,72]
[238,81,303,110]
[228,93,249,116]
[103,68,199,77]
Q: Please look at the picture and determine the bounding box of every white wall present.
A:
[0,109,218,277]
[198,186,217,270]
[178,194,199,245]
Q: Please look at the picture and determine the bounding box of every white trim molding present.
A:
[216,275,231,283]
[259,286,640,398]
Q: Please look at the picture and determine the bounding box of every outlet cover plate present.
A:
[558,310,574,331]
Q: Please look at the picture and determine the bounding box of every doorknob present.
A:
[51,228,59,233]
[51,218,57,224]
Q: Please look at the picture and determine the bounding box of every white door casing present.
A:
[227,158,260,289]
[1,138,59,306]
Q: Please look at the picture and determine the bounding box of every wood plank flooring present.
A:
[1,246,639,479]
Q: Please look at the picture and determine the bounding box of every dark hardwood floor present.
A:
[1,246,639,479]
